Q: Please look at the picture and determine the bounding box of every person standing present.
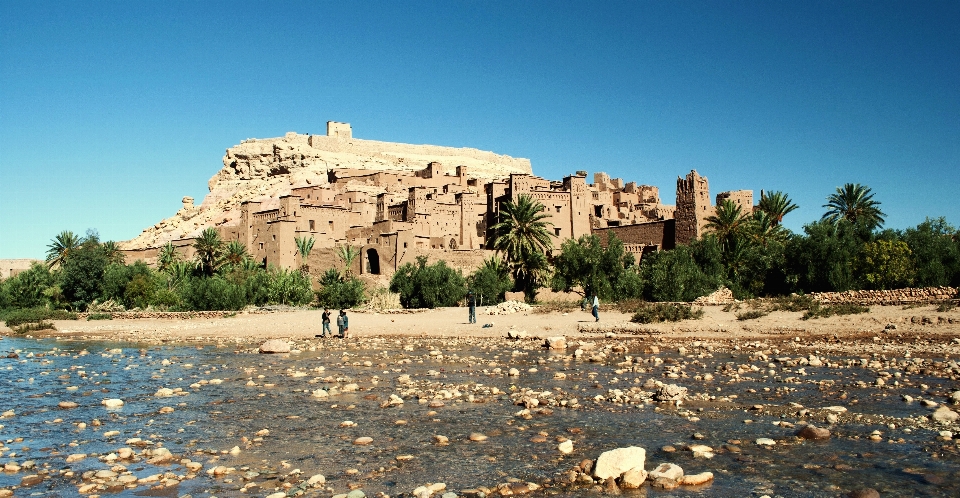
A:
[592,294,600,322]
[340,309,349,338]
[321,308,331,338]
[336,311,344,338]
[467,290,477,324]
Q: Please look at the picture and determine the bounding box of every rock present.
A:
[58,401,79,409]
[619,467,647,488]
[95,469,118,479]
[558,440,573,454]
[756,438,776,446]
[848,489,880,498]
[648,462,683,481]
[433,435,449,445]
[679,472,714,485]
[346,490,366,498]
[593,446,646,480]
[932,406,959,425]
[353,437,373,445]
[117,447,133,459]
[951,391,960,405]
[651,477,679,490]
[154,388,175,397]
[258,339,291,354]
[796,425,831,440]
[266,493,287,498]
[508,368,520,377]
[65,453,87,463]
[654,384,687,402]
[469,432,488,442]
[545,336,566,350]
[307,474,326,486]
[101,399,124,408]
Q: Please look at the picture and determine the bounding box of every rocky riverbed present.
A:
[1,331,959,497]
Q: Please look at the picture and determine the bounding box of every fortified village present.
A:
[119,122,753,281]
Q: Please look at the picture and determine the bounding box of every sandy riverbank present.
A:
[5,303,960,345]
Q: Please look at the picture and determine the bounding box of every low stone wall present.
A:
[810,287,957,306]
[75,311,259,320]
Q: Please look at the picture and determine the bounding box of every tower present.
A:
[675,170,710,245]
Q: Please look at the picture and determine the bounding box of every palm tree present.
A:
[157,242,181,272]
[704,200,749,251]
[822,183,886,229]
[101,241,125,265]
[489,194,554,301]
[295,236,316,274]
[336,245,360,277]
[747,210,787,247]
[193,228,224,276]
[223,240,248,269]
[46,230,81,269]
[757,191,798,226]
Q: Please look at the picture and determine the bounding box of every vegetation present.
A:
[736,309,770,321]
[316,268,366,309]
[801,303,870,320]
[87,313,113,320]
[390,256,466,309]
[631,302,704,323]
[295,236,316,273]
[551,233,642,302]
[489,194,554,302]
[822,183,886,230]
[467,256,512,306]
[1,307,77,327]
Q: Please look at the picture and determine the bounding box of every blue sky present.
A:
[1,1,958,258]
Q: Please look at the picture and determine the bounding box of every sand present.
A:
[9,302,960,345]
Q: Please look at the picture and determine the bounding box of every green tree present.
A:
[551,233,642,302]
[295,236,316,274]
[468,256,513,306]
[856,239,915,290]
[902,217,960,287]
[823,183,886,230]
[316,268,367,309]
[223,240,249,269]
[3,263,55,309]
[157,242,181,272]
[390,256,466,308]
[45,230,81,269]
[757,191,799,226]
[336,245,360,277]
[704,200,749,252]
[489,194,554,302]
[101,241,125,265]
[193,228,224,276]
[784,220,866,293]
[639,245,721,302]
[59,238,110,310]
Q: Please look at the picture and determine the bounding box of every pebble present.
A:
[558,440,573,454]
[101,399,124,408]
[797,425,831,440]
[679,472,714,485]
[353,436,374,445]
[58,401,79,409]
[469,432,488,442]
[756,438,776,446]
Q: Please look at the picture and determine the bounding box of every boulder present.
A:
[593,446,646,480]
[796,425,832,440]
[545,336,566,350]
[259,339,291,354]
[679,472,714,485]
[848,489,880,498]
[649,462,683,481]
[932,406,959,425]
[654,384,687,402]
[619,467,647,488]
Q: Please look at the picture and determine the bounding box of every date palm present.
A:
[490,194,554,301]
[757,191,798,226]
[336,245,360,277]
[157,242,181,272]
[704,200,749,251]
[193,228,224,276]
[295,236,316,274]
[822,183,886,229]
[45,230,81,269]
[101,241,125,265]
[223,240,248,268]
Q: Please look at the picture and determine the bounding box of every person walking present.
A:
[321,308,331,338]
[336,311,345,338]
[592,294,600,322]
[339,309,349,338]
[467,290,477,324]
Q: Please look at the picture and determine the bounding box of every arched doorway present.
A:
[365,248,381,275]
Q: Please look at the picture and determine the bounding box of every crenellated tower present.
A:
[675,170,711,245]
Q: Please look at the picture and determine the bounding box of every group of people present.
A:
[319,308,348,338]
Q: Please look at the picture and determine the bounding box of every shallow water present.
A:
[0,335,958,497]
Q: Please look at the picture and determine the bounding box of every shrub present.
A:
[316,269,367,309]
[801,303,870,320]
[771,294,816,312]
[3,263,55,309]
[364,287,401,310]
[12,321,55,334]
[390,256,466,309]
[468,257,513,306]
[631,302,704,323]
[179,276,247,311]
[736,309,769,321]
[1,308,78,327]
[639,246,722,302]
[86,313,113,320]
[533,300,582,314]
[935,301,957,313]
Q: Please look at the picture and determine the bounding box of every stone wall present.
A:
[594,220,676,251]
[810,287,958,305]
[75,311,267,320]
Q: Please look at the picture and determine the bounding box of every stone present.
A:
[651,477,679,490]
[648,462,683,481]
[932,406,959,425]
[619,467,647,489]
[545,336,566,350]
[951,391,960,405]
[154,388,175,397]
[558,440,573,454]
[679,472,714,485]
[20,474,43,486]
[258,340,291,354]
[58,401,79,409]
[117,448,133,459]
[848,489,880,498]
[346,490,366,498]
[756,438,776,446]
[654,384,687,402]
[469,432,488,442]
[66,453,87,463]
[307,474,326,486]
[593,446,646,480]
[796,425,831,440]
[353,437,373,445]
[101,399,124,408]
[266,493,287,498]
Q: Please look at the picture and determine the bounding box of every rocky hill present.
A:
[121,131,532,250]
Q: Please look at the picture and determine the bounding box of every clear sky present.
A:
[1,1,958,259]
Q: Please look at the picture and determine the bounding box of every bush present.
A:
[1,308,78,327]
[631,302,704,323]
[736,309,769,321]
[533,300,582,314]
[2,263,55,309]
[935,301,957,313]
[771,294,816,312]
[390,256,466,309]
[179,276,247,311]
[87,313,113,320]
[364,287,401,310]
[801,303,870,320]
[468,257,513,306]
[12,321,55,334]
[639,246,723,302]
[316,269,367,309]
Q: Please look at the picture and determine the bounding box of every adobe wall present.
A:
[0,259,41,279]
[809,287,958,306]
[593,219,676,251]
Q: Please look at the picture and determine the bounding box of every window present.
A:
[554,228,561,236]
[272,235,276,241]
[555,206,561,213]
[403,242,407,248]
[259,243,264,250]
[309,220,315,230]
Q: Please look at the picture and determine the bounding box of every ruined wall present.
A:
[810,287,957,305]
[593,219,676,251]
[716,190,754,213]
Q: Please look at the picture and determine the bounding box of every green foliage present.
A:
[856,239,914,290]
[903,217,960,287]
[316,268,367,309]
[86,313,113,320]
[336,245,361,276]
[490,194,555,302]
[193,228,224,277]
[223,240,249,269]
[295,236,316,272]
[45,230,81,269]
[12,321,56,334]
[784,220,865,293]
[179,276,247,311]
[935,301,956,313]
[1,308,77,327]
[757,191,799,226]
[551,233,643,302]
[822,183,886,230]
[736,309,769,321]
[639,245,722,302]
[770,293,816,312]
[390,256,467,309]
[468,257,513,306]
[101,241,125,265]
[705,199,750,251]
[2,263,55,309]
[630,302,704,323]
[801,302,870,319]
[264,267,314,306]
[532,300,581,314]
[59,238,110,310]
